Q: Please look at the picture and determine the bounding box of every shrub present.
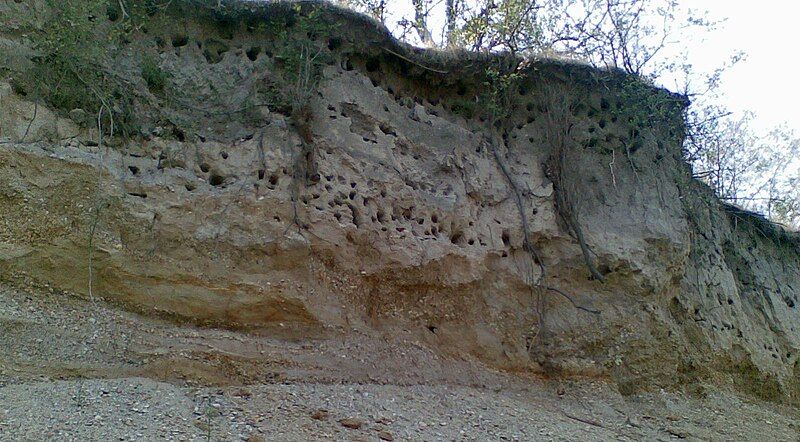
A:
[141,54,169,95]
[24,0,112,113]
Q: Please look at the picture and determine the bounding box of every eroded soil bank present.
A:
[0,1,798,439]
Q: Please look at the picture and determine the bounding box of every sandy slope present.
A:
[0,283,796,441]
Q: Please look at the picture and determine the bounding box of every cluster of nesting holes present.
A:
[761,342,792,361]
[352,57,641,148]
[296,172,518,257]
[133,21,648,162]
[166,31,274,66]
[193,150,238,189]
[342,56,454,121]
[479,86,649,157]
[253,165,287,192]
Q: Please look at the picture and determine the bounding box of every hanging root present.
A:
[543,86,606,282]
[286,105,319,234]
[543,285,600,315]
[485,133,600,323]
[551,146,606,282]
[486,134,545,283]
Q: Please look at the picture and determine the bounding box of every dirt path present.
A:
[0,283,797,441]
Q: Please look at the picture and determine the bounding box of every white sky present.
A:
[686,0,800,133]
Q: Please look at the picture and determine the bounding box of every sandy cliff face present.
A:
[0,1,797,403]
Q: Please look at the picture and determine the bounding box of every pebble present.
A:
[310,409,329,421]
[0,285,794,442]
[339,418,364,429]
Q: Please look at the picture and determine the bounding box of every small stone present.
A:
[233,388,252,398]
[339,418,364,430]
[626,416,642,428]
[310,409,329,421]
[378,430,394,441]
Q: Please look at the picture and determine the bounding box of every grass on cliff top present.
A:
[723,203,800,248]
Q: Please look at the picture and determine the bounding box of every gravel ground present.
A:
[0,379,627,441]
[0,283,797,441]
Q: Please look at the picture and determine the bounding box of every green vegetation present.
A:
[23,0,112,114]
[481,62,522,123]
[14,0,173,138]
[141,54,169,95]
[16,0,133,134]
[9,0,339,144]
[449,98,478,120]
[272,4,335,117]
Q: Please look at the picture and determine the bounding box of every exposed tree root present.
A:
[551,145,606,282]
[561,410,605,428]
[542,87,606,282]
[487,134,545,284]
[484,134,600,320]
[543,285,601,315]
[22,101,37,142]
[287,106,319,234]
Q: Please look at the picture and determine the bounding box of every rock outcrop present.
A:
[1,0,797,404]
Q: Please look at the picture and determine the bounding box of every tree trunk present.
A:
[412,0,435,47]
[445,0,457,47]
